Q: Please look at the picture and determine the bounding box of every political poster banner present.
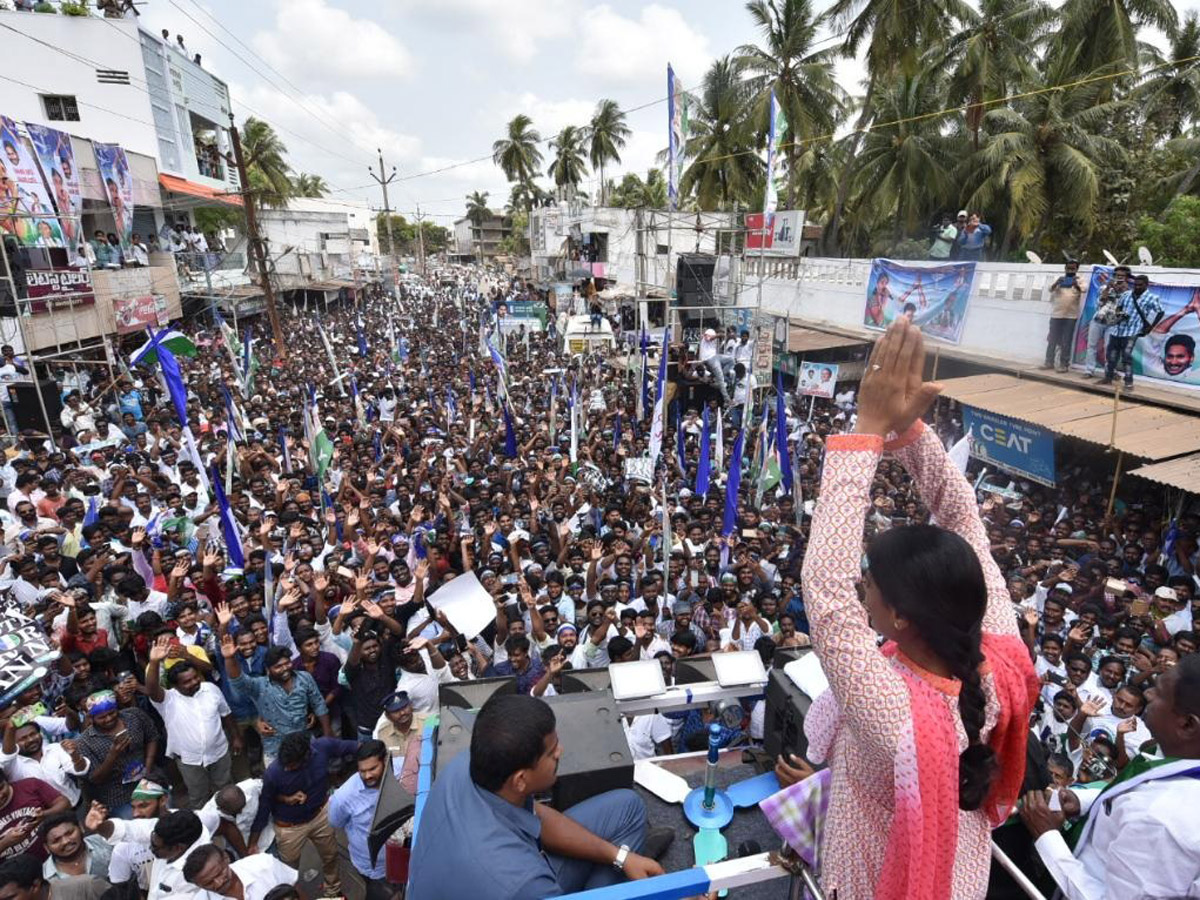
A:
[963,405,1056,487]
[1071,265,1200,390]
[0,606,59,707]
[863,259,976,344]
[745,211,806,256]
[752,327,774,385]
[797,362,839,399]
[114,294,168,334]
[93,142,134,250]
[0,115,63,248]
[25,122,82,251]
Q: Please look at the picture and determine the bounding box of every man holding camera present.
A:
[1042,261,1082,373]
[1101,273,1164,391]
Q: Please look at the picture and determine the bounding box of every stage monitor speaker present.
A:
[368,754,415,867]
[559,668,611,694]
[432,693,633,811]
[674,656,718,685]
[545,691,633,811]
[676,253,715,308]
[438,675,516,710]
[7,378,61,432]
[433,706,476,776]
[762,665,816,764]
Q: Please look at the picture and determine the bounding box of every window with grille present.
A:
[40,95,80,122]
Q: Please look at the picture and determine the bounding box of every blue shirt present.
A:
[488,655,545,695]
[219,646,267,721]
[328,772,386,879]
[229,668,328,757]
[254,736,358,833]
[409,753,560,900]
[955,223,992,259]
[1108,288,1165,339]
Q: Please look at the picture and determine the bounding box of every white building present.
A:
[258,197,381,284]
[0,8,242,226]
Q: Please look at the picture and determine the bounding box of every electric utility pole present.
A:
[414,203,427,275]
[369,149,398,286]
[228,115,286,359]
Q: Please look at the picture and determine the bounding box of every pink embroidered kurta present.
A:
[799,421,1023,900]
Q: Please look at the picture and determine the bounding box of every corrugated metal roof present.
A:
[787,324,867,354]
[939,374,1200,461]
[1129,453,1200,493]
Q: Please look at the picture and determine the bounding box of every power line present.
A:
[165,0,377,165]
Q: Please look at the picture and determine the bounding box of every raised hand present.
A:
[214,602,233,627]
[148,634,171,663]
[856,319,942,438]
[219,633,237,659]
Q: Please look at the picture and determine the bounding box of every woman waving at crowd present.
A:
[763,319,1038,900]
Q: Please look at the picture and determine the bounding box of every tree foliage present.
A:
[1134,195,1200,268]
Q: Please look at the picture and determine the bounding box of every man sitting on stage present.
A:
[409,694,671,899]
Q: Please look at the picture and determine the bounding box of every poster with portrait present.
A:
[1071,266,1200,390]
[863,259,977,344]
[93,142,134,250]
[25,122,82,251]
[797,362,839,399]
[0,115,62,248]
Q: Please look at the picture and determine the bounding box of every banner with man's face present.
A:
[1072,266,1200,389]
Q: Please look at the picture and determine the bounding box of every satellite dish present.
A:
[1102,249,1120,267]
[1025,251,1044,265]
[1138,246,1154,267]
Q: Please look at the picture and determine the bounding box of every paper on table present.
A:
[783,652,830,700]
[425,571,495,640]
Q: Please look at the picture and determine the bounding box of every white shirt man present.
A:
[1035,757,1200,899]
[200,778,275,853]
[150,680,231,766]
[697,330,720,362]
[622,713,673,760]
[106,816,213,900]
[0,739,89,805]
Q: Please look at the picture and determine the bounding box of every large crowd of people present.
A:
[0,267,1194,900]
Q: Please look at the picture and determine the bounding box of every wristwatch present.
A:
[612,844,631,871]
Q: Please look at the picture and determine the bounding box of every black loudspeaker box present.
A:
[8,378,62,432]
[673,656,717,685]
[438,675,516,710]
[762,665,816,764]
[545,690,633,811]
[559,668,611,693]
[432,690,634,812]
[676,253,715,307]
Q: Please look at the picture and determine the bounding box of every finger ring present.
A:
[872,364,881,371]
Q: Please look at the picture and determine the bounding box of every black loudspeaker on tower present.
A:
[7,379,61,432]
[675,253,716,307]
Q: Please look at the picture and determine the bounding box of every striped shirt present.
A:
[1108,289,1164,338]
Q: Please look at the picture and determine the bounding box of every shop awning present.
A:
[939,374,1200,461]
[787,324,867,354]
[1128,454,1200,493]
[158,174,243,207]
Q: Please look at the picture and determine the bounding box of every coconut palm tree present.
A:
[509,180,551,211]
[240,117,293,209]
[586,100,631,205]
[1134,11,1200,139]
[851,72,956,241]
[1054,0,1177,80]
[493,115,544,195]
[961,53,1127,251]
[465,190,490,260]
[680,56,763,210]
[736,0,847,204]
[290,172,330,198]
[820,0,972,251]
[931,0,1056,148]
[547,126,588,196]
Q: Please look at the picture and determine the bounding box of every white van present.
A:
[562,314,616,355]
